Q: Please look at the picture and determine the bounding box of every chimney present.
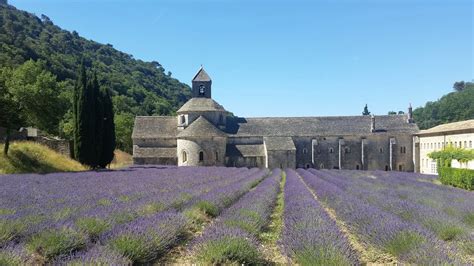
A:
[407,103,414,123]
[371,115,376,132]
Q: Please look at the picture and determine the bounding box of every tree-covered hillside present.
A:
[413,82,474,129]
[0,2,191,152]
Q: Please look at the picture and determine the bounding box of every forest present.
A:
[0,2,191,153]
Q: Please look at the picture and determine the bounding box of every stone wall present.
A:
[177,136,227,166]
[32,137,72,157]
[266,150,296,169]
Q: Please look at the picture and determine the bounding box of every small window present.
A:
[345,147,351,153]
[305,164,310,169]
[303,148,308,154]
[329,148,334,153]
[379,148,384,153]
[398,164,403,171]
[470,141,472,148]
[356,165,360,170]
[215,151,219,161]
[464,141,467,148]
[199,151,204,162]
[180,115,185,125]
[320,163,325,169]
[182,151,187,163]
[385,165,389,171]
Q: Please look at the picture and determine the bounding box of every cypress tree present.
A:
[74,65,115,168]
[99,87,116,168]
[74,63,87,163]
[91,72,103,168]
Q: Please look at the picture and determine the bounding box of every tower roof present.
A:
[177,116,227,138]
[177,98,226,113]
[192,67,211,82]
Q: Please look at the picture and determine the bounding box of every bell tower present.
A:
[192,66,212,98]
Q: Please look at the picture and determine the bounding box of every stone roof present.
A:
[226,144,265,157]
[177,116,227,138]
[264,137,296,151]
[192,67,211,82]
[416,119,474,136]
[226,115,419,137]
[177,98,226,113]
[133,147,176,158]
[132,116,177,139]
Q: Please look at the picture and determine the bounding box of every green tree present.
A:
[4,60,66,135]
[413,83,474,129]
[0,74,23,155]
[362,104,371,115]
[74,65,115,168]
[388,111,397,115]
[99,87,116,167]
[114,113,134,153]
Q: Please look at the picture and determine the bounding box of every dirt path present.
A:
[259,171,291,265]
[295,171,398,265]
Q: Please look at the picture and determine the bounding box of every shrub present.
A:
[196,201,219,217]
[0,220,26,246]
[438,167,474,190]
[107,234,152,263]
[196,237,262,264]
[384,231,425,257]
[75,217,110,241]
[26,229,86,260]
[294,246,351,266]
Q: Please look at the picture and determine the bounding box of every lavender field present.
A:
[0,166,472,265]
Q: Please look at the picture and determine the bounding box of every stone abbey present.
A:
[132,67,419,170]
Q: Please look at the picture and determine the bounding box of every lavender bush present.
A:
[282,169,358,265]
[191,169,281,264]
[298,169,459,264]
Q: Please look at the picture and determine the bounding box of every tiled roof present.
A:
[264,137,296,151]
[177,98,226,113]
[132,116,177,139]
[226,144,265,157]
[416,119,474,136]
[177,116,227,138]
[192,67,211,82]
[226,115,419,137]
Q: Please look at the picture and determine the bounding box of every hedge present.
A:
[438,167,474,190]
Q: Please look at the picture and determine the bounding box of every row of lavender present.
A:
[281,169,358,265]
[298,169,463,264]
[189,169,282,264]
[0,166,268,264]
[311,169,474,260]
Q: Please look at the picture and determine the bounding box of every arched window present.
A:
[303,148,308,154]
[329,148,334,153]
[379,148,384,153]
[215,151,219,161]
[398,164,403,171]
[385,165,389,171]
[199,151,204,162]
[320,163,325,169]
[356,165,360,170]
[182,151,187,163]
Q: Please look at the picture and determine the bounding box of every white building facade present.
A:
[415,120,474,174]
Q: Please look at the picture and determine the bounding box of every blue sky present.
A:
[10,0,473,117]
